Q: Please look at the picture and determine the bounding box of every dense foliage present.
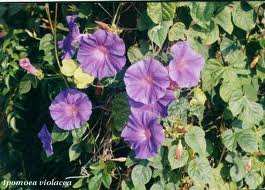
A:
[0,2,265,190]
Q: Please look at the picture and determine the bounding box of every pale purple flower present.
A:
[121,112,165,159]
[124,58,170,105]
[169,41,204,88]
[49,89,92,130]
[38,124,53,156]
[19,58,38,75]
[58,15,80,59]
[77,29,126,79]
[129,90,176,118]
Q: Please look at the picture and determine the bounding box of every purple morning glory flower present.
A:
[121,112,165,159]
[77,29,126,79]
[129,90,176,118]
[49,89,92,130]
[169,41,205,88]
[38,124,53,156]
[58,15,81,59]
[124,58,170,105]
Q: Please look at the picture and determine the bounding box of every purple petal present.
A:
[77,29,126,79]
[121,112,164,159]
[38,124,53,156]
[129,90,176,118]
[124,58,170,104]
[49,89,92,130]
[169,41,204,88]
[59,15,81,59]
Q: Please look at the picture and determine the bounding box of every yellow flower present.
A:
[74,67,94,89]
[60,59,78,77]
[190,87,207,107]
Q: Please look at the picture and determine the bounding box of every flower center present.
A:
[95,46,108,60]
[98,46,108,54]
[143,128,151,139]
[65,104,79,117]
[143,76,153,85]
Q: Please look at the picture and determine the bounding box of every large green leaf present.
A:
[245,172,263,189]
[229,91,264,124]
[222,128,258,153]
[220,75,241,102]
[190,2,217,29]
[188,157,213,184]
[131,164,152,187]
[184,126,206,156]
[232,2,256,32]
[222,129,237,151]
[214,6,233,34]
[148,21,173,48]
[147,2,177,24]
[236,128,258,153]
[168,22,186,41]
[201,59,225,91]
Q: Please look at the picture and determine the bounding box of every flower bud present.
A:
[245,159,251,173]
[175,140,183,160]
[19,58,38,75]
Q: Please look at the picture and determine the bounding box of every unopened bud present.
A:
[245,159,251,173]
[175,140,183,160]
[250,54,260,68]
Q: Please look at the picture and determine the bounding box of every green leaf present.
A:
[222,128,258,153]
[110,92,130,131]
[209,164,231,190]
[220,37,241,59]
[39,33,54,64]
[232,2,256,32]
[73,178,84,189]
[148,21,173,48]
[229,91,264,124]
[102,171,112,188]
[72,123,89,141]
[228,155,246,182]
[121,180,135,190]
[188,157,213,183]
[127,46,144,64]
[88,173,102,190]
[69,143,81,161]
[131,164,152,186]
[190,2,217,29]
[168,22,186,41]
[220,76,241,102]
[185,126,206,156]
[147,2,177,24]
[137,11,155,31]
[19,79,31,95]
[168,147,189,169]
[201,59,225,91]
[236,129,258,153]
[245,172,263,189]
[203,22,220,45]
[214,6,233,34]
[150,183,164,190]
[52,126,69,143]
[222,129,237,151]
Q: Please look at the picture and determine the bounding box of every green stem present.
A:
[45,3,69,88]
